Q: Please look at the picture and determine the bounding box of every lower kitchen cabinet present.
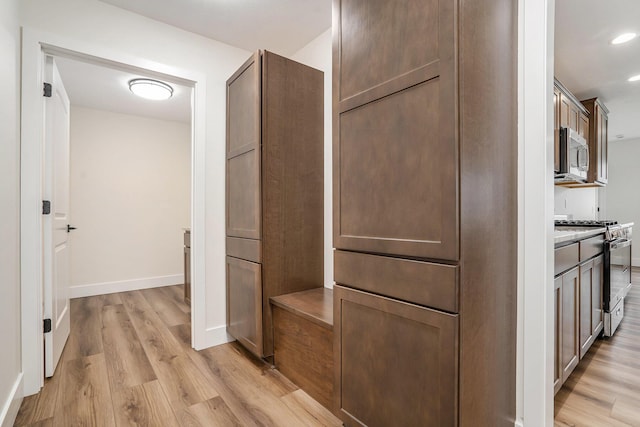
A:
[226,256,263,356]
[560,267,579,384]
[554,276,562,394]
[579,255,604,358]
[333,285,458,427]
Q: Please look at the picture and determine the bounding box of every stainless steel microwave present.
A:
[556,127,588,182]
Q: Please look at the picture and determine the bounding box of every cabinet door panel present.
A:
[226,256,263,357]
[579,260,594,358]
[226,53,261,239]
[334,0,457,261]
[599,109,608,183]
[334,285,458,427]
[561,267,579,382]
[554,276,562,394]
[554,87,561,172]
[592,255,604,335]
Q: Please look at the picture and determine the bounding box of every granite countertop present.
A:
[554,227,606,245]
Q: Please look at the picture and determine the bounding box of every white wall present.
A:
[20,0,251,353]
[605,137,640,266]
[554,186,599,219]
[69,106,190,296]
[291,28,333,288]
[0,0,24,424]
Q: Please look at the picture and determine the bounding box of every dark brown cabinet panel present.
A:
[226,256,262,357]
[226,53,261,240]
[561,267,579,383]
[226,50,324,358]
[581,98,609,185]
[333,0,457,262]
[554,276,562,394]
[554,86,561,173]
[334,285,458,427]
[580,254,604,359]
[592,255,604,338]
[333,0,517,424]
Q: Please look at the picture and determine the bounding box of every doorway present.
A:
[20,28,208,396]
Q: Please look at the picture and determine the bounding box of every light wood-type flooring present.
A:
[555,268,640,426]
[14,285,341,427]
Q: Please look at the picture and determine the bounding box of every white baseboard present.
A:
[193,324,234,351]
[514,419,524,427]
[70,274,184,298]
[0,373,23,427]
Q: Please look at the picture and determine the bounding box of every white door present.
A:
[43,56,71,377]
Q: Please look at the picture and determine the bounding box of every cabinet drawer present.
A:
[334,285,458,427]
[579,234,605,261]
[334,250,458,313]
[226,237,261,263]
[555,243,579,276]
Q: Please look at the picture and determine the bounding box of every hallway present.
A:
[555,268,640,426]
[14,285,340,426]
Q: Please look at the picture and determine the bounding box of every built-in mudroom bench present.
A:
[270,288,334,412]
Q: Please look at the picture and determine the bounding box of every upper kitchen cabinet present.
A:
[554,79,590,178]
[333,0,458,261]
[581,97,609,186]
[226,51,324,358]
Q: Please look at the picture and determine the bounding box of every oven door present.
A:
[609,238,632,304]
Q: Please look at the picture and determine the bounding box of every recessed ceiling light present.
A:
[611,32,637,45]
[628,74,640,82]
[128,78,173,100]
[616,134,625,139]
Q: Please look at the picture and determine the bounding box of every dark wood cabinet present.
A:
[581,98,609,185]
[226,50,324,358]
[554,86,561,173]
[334,285,458,427]
[333,0,517,425]
[554,238,604,394]
[554,276,562,394]
[561,266,580,383]
[579,255,604,358]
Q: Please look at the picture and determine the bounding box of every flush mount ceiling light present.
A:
[128,78,173,100]
[628,74,640,82]
[611,32,637,45]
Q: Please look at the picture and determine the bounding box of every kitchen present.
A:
[553,0,640,424]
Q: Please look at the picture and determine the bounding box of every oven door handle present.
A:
[610,239,632,250]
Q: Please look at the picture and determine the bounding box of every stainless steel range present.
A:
[604,222,633,336]
[554,219,633,337]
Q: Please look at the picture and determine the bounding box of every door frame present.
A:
[20,27,208,395]
[516,0,555,425]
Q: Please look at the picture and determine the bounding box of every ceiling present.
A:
[55,56,192,123]
[55,0,332,123]
[98,0,332,56]
[555,0,640,142]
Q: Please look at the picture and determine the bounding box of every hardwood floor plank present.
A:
[610,396,640,425]
[179,396,243,427]
[64,296,105,361]
[53,353,116,427]
[18,285,337,427]
[159,285,191,315]
[139,286,190,327]
[111,380,179,427]
[280,389,342,427]
[101,304,157,392]
[120,291,219,411]
[194,343,305,426]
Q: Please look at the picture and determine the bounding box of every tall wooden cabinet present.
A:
[226,51,324,358]
[332,0,517,425]
[581,98,609,185]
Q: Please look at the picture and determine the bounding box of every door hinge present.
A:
[43,82,52,98]
[42,200,51,215]
[43,318,52,333]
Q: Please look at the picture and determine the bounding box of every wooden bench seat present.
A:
[270,288,333,411]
